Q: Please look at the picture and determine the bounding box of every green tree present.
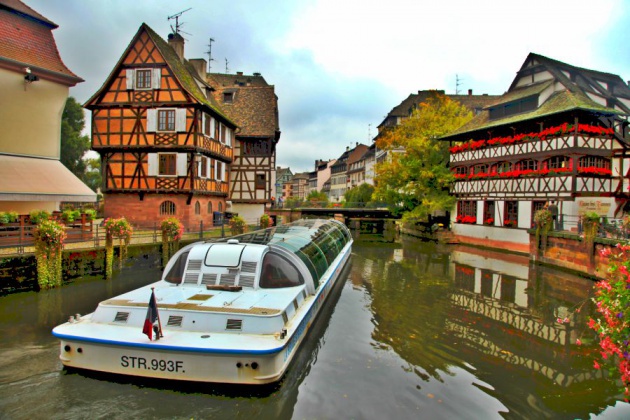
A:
[373,92,472,221]
[83,157,102,192]
[344,183,375,208]
[304,190,328,208]
[60,97,91,185]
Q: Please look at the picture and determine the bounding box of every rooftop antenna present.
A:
[368,123,372,141]
[206,37,215,72]
[225,58,229,74]
[168,8,192,34]
[455,74,463,95]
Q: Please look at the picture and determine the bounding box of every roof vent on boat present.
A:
[201,273,218,285]
[187,260,203,271]
[226,319,243,331]
[227,239,239,244]
[219,273,237,286]
[167,315,183,327]
[114,312,129,323]
[184,272,200,284]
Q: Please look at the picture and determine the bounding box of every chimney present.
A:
[189,59,207,79]
[468,89,473,96]
[346,146,350,152]
[168,33,185,62]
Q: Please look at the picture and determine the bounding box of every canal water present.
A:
[1,236,629,419]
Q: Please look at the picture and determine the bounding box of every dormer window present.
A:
[488,95,538,120]
[223,92,234,103]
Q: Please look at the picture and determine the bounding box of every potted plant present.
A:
[229,215,247,235]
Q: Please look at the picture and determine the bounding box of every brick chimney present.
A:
[168,32,185,62]
[189,59,207,79]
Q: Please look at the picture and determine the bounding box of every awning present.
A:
[0,155,96,202]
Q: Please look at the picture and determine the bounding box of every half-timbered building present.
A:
[85,25,237,228]
[207,71,280,222]
[441,53,630,252]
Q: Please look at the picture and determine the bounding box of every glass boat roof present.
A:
[220,219,352,287]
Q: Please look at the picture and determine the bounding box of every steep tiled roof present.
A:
[0,0,56,27]
[378,90,501,129]
[143,25,233,124]
[207,73,279,138]
[84,24,234,126]
[442,53,629,141]
[208,72,270,88]
[0,1,82,84]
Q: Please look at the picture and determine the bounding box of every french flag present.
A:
[142,289,161,340]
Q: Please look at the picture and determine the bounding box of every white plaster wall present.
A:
[586,91,607,106]
[0,68,68,159]
[230,203,264,225]
[519,202,533,229]
[452,223,530,246]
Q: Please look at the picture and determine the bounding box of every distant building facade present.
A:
[442,53,630,253]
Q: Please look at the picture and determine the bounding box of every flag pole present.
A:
[153,287,164,338]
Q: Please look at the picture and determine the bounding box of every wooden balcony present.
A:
[453,174,619,200]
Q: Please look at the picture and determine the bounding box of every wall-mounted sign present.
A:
[577,199,611,216]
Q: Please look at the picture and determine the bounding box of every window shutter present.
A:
[210,118,215,139]
[175,109,186,132]
[146,109,157,132]
[147,153,158,176]
[126,69,135,90]
[177,153,188,176]
[152,68,161,89]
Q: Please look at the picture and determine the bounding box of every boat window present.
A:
[205,244,245,267]
[164,251,189,284]
[259,252,304,288]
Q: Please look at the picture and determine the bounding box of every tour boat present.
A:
[52,218,352,385]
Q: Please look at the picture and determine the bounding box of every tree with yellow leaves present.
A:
[374,92,472,222]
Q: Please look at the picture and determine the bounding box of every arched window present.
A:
[218,202,223,212]
[494,161,512,174]
[544,156,571,170]
[207,201,213,214]
[160,201,176,215]
[516,159,538,171]
[578,156,610,169]
[194,201,200,215]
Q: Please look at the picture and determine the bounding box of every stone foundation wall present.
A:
[530,232,614,279]
[104,193,225,230]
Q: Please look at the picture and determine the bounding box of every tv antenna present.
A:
[206,37,215,72]
[225,58,229,74]
[168,8,192,35]
[368,123,372,141]
[455,74,463,95]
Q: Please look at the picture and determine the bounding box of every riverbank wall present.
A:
[400,223,616,280]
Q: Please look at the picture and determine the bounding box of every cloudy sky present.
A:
[29,0,630,173]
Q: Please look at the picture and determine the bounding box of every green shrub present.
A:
[29,210,51,225]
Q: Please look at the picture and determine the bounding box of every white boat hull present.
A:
[54,238,352,384]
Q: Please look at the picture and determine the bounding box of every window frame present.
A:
[158,153,177,177]
[158,109,176,132]
[135,69,152,90]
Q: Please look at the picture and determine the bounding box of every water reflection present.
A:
[354,236,623,418]
[1,237,629,419]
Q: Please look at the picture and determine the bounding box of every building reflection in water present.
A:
[354,237,615,418]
